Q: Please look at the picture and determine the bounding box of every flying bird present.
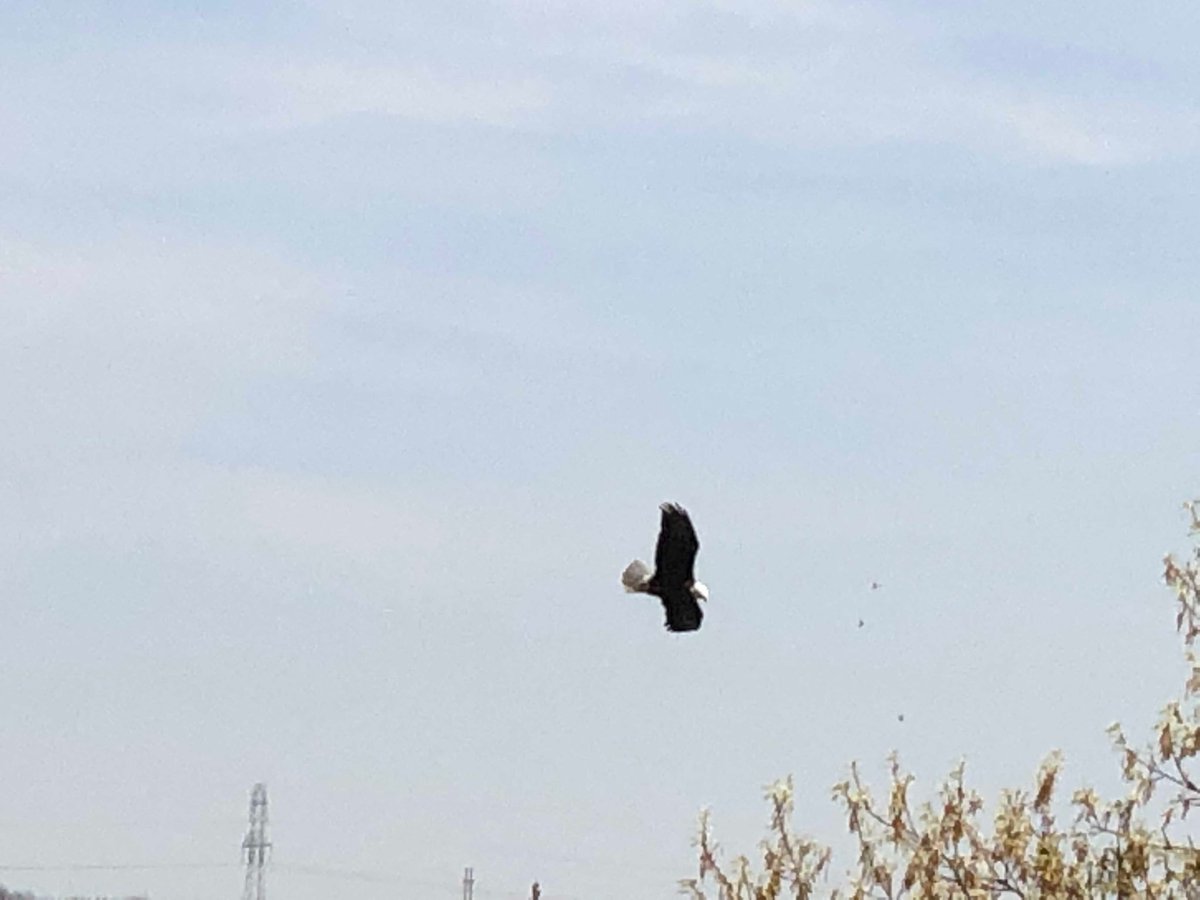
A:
[621,502,709,632]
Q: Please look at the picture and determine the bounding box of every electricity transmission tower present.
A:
[241,783,271,900]
[462,866,475,900]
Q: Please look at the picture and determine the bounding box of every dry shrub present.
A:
[682,502,1200,899]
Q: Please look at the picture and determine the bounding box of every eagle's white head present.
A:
[690,581,709,602]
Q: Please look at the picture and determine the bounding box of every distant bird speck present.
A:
[870,581,882,590]
[857,618,864,628]
[621,502,708,633]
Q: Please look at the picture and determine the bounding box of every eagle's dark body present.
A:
[621,502,708,632]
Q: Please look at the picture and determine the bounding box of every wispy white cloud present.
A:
[2,0,1193,183]
[529,0,1200,166]
[586,8,1198,166]
[253,61,551,129]
[996,95,1193,166]
[0,233,322,415]
[0,233,325,559]
[0,232,660,593]
[0,235,496,622]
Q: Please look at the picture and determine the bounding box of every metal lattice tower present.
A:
[462,866,475,900]
[241,783,271,900]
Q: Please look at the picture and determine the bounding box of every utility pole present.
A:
[462,866,475,900]
[241,783,271,900]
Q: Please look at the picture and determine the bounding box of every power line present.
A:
[0,861,579,899]
[0,863,236,872]
[1,783,601,900]
[272,863,564,897]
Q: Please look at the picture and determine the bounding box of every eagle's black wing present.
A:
[659,587,703,632]
[653,502,699,590]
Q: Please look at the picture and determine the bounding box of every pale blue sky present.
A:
[3,2,1199,898]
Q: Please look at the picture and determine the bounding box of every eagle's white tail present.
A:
[621,559,653,593]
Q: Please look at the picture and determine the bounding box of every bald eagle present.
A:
[621,502,709,632]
